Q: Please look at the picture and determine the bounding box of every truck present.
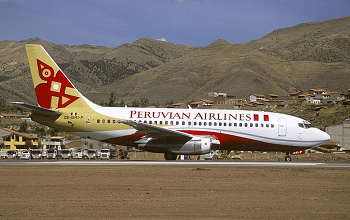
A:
[20,150,31,160]
[73,150,83,159]
[60,149,72,159]
[1,150,8,159]
[7,150,17,159]
[87,149,97,160]
[47,149,57,159]
[31,150,42,159]
[100,149,111,160]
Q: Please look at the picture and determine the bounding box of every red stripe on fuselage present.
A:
[179,130,309,152]
[102,130,308,153]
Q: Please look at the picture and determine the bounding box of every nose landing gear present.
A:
[285,154,292,162]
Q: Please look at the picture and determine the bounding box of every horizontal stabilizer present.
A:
[11,102,62,116]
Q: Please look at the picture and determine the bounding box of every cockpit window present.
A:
[299,121,313,129]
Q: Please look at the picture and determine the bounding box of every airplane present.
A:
[12,44,330,161]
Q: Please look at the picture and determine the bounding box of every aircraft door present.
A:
[278,118,287,137]
[85,113,93,131]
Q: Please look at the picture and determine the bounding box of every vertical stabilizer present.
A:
[25,44,86,109]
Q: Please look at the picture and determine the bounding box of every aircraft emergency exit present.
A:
[12,44,330,161]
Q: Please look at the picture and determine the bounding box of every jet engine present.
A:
[135,136,219,155]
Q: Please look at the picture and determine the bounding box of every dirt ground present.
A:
[1,165,350,220]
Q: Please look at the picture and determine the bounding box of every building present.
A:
[0,128,41,151]
[249,94,265,103]
[43,136,65,151]
[189,99,213,109]
[326,119,350,150]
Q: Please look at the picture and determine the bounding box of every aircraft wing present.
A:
[119,120,193,141]
[11,102,62,116]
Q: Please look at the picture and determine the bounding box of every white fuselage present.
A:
[71,102,330,153]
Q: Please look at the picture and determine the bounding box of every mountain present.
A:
[0,38,195,105]
[1,16,350,106]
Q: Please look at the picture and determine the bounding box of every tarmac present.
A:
[2,160,350,168]
[1,160,350,219]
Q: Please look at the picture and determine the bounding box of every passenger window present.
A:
[204,122,207,126]
[160,121,163,125]
[165,121,168,125]
[229,123,232,126]
[113,120,116,123]
[239,123,242,127]
[188,121,191,126]
[149,121,152,124]
[209,122,212,126]
[102,119,105,123]
[144,120,147,123]
[107,119,110,123]
[182,121,185,125]
[266,124,269,128]
[219,122,222,126]
[255,123,258,127]
[271,124,274,128]
[97,119,100,123]
[261,124,264,127]
[223,122,226,126]
[244,123,248,127]
[176,121,179,125]
[250,123,253,127]
[234,123,237,127]
[194,122,197,126]
[154,121,157,124]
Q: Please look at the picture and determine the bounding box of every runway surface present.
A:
[1,160,350,168]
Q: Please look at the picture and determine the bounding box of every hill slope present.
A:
[0,38,195,105]
[1,16,350,106]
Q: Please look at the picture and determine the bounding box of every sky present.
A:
[1,0,350,47]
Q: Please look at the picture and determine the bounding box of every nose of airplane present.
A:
[318,129,331,143]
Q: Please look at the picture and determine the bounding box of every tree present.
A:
[140,98,150,107]
[25,139,32,150]
[120,99,126,107]
[19,120,28,132]
[108,91,116,107]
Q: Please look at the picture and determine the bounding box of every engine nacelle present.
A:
[136,136,219,155]
[176,137,212,155]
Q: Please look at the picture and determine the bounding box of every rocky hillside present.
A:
[0,16,350,106]
[0,38,195,105]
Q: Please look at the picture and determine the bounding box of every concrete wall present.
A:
[326,119,350,150]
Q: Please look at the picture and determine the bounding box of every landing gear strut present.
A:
[285,151,292,162]
[164,153,178,160]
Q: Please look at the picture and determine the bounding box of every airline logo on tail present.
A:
[35,59,79,109]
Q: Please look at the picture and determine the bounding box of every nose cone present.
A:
[317,129,331,145]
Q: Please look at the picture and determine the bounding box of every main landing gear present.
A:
[164,153,178,160]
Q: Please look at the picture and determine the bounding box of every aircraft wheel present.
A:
[164,153,177,160]
[285,155,292,162]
